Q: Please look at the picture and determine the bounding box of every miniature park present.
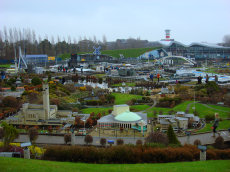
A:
[0,30,230,171]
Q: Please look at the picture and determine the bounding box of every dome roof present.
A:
[114,111,141,122]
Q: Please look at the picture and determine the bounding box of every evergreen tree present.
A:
[167,125,180,145]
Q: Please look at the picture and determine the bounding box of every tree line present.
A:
[1,27,228,60]
[0,27,157,60]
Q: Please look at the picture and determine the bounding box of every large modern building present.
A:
[159,41,230,59]
[25,54,48,65]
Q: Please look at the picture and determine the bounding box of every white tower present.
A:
[161,29,174,41]
[43,83,50,120]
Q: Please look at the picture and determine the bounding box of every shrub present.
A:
[0,127,3,139]
[64,84,76,93]
[84,135,93,145]
[117,139,124,145]
[31,77,42,86]
[11,86,16,91]
[145,132,168,145]
[205,114,215,121]
[42,145,230,164]
[2,96,18,108]
[64,134,71,145]
[1,122,19,149]
[98,78,103,84]
[213,136,224,149]
[136,140,143,146]
[193,139,201,146]
[28,127,38,145]
[100,138,106,147]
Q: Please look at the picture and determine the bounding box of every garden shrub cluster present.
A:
[43,145,230,163]
[157,97,182,108]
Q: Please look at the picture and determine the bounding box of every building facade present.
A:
[159,41,230,59]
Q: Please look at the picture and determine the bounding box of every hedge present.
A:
[43,145,230,164]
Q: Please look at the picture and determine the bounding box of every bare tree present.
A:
[223,35,230,47]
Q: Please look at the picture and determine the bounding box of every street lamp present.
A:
[193,90,196,112]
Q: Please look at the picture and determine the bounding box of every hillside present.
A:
[78,47,159,58]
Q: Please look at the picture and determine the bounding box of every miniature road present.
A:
[12,130,230,146]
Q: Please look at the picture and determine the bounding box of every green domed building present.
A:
[98,104,147,129]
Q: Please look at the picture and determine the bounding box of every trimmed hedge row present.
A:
[43,145,230,164]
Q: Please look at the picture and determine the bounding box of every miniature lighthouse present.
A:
[161,29,174,41]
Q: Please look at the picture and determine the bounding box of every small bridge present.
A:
[158,56,197,65]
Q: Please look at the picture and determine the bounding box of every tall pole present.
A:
[194,90,196,112]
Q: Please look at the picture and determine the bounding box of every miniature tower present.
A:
[43,83,50,120]
[161,29,174,41]
[165,29,171,40]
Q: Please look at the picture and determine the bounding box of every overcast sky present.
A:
[0,0,230,44]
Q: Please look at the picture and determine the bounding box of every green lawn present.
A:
[146,101,194,117]
[112,93,142,105]
[112,82,136,87]
[206,104,230,113]
[130,105,150,111]
[78,47,159,58]
[189,103,230,118]
[80,105,150,115]
[80,107,112,115]
[196,120,230,133]
[0,158,229,172]
[0,64,12,68]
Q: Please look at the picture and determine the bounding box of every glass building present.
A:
[159,41,230,59]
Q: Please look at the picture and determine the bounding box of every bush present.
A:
[64,134,71,145]
[0,127,3,139]
[205,114,215,121]
[84,135,93,145]
[64,84,76,93]
[11,86,16,91]
[31,77,42,86]
[117,139,124,145]
[42,145,230,164]
[193,139,201,146]
[136,140,143,146]
[213,136,224,149]
[145,132,168,145]
[28,127,38,144]
[2,96,18,108]
[100,138,106,147]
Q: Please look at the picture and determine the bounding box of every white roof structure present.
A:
[157,40,230,49]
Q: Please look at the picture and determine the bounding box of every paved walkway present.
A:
[10,130,230,146]
[186,102,195,112]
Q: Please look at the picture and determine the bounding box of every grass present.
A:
[146,101,194,117]
[92,74,106,78]
[196,120,230,133]
[130,105,150,111]
[112,93,142,105]
[79,47,159,58]
[189,103,230,118]
[206,104,230,113]
[0,64,12,68]
[112,82,136,87]
[0,158,230,172]
[80,107,112,115]
[80,105,150,115]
